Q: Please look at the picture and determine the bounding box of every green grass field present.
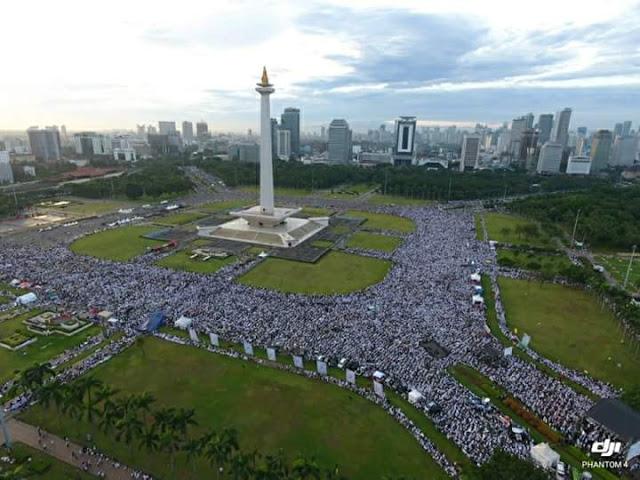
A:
[595,254,640,292]
[21,338,446,480]
[497,248,573,276]
[156,249,236,274]
[298,207,333,217]
[70,225,162,261]
[2,443,93,480]
[196,200,249,214]
[238,251,391,294]
[154,211,207,226]
[347,232,402,253]
[324,183,376,199]
[42,198,133,217]
[345,210,415,233]
[368,194,430,206]
[242,185,313,197]
[310,239,334,249]
[483,213,552,247]
[498,277,640,388]
[0,310,99,384]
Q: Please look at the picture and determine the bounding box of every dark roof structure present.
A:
[587,398,640,442]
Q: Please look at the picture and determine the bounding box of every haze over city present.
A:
[1,0,639,131]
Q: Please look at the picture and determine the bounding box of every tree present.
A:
[125,183,144,199]
[475,450,551,480]
[75,376,104,424]
[291,456,321,480]
[205,428,239,479]
[228,451,258,480]
[36,381,65,410]
[139,424,161,455]
[183,437,204,473]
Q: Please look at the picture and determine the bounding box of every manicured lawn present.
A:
[368,194,430,206]
[238,251,391,295]
[310,239,333,249]
[21,338,446,480]
[42,198,133,217]
[497,248,572,276]
[3,443,93,480]
[241,185,313,197]
[156,249,236,274]
[595,254,640,292]
[347,232,402,253]
[324,184,376,199]
[483,213,552,247]
[345,210,415,233]
[0,310,99,383]
[498,277,640,388]
[154,211,207,226]
[70,225,162,261]
[196,200,249,214]
[298,207,333,217]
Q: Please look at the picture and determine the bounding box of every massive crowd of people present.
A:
[0,201,615,474]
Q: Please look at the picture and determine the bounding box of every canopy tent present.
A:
[373,371,386,381]
[16,292,37,305]
[107,318,119,324]
[470,273,481,282]
[530,443,560,469]
[472,294,485,305]
[408,389,424,405]
[175,315,193,330]
[140,311,166,333]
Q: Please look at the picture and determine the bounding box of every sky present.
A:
[1,0,639,132]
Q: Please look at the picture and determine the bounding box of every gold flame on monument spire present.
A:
[260,66,270,86]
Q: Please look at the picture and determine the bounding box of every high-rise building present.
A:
[280,108,300,157]
[27,127,61,162]
[392,116,417,166]
[327,119,352,165]
[537,114,554,144]
[136,125,146,137]
[613,123,623,138]
[536,142,563,174]
[146,125,157,134]
[611,136,637,167]
[270,119,278,158]
[519,128,538,166]
[196,121,209,138]
[228,143,259,163]
[524,113,534,129]
[510,117,528,156]
[459,134,481,171]
[182,121,194,142]
[590,130,613,173]
[551,108,572,147]
[320,126,326,140]
[158,121,177,135]
[622,121,632,137]
[73,132,112,156]
[277,129,291,160]
[566,155,592,175]
[0,150,14,184]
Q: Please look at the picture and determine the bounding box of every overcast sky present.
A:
[2,0,639,132]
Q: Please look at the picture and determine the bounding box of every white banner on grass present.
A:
[373,380,385,398]
[503,346,513,357]
[316,360,328,376]
[520,334,531,348]
[346,369,356,385]
[293,355,304,369]
[188,328,199,343]
[267,347,277,361]
[243,341,254,356]
[209,333,219,347]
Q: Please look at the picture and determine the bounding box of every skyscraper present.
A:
[277,129,291,160]
[550,108,572,148]
[537,114,554,144]
[327,119,352,165]
[622,121,632,137]
[510,116,528,157]
[27,127,61,162]
[590,130,613,173]
[182,121,194,142]
[270,119,278,158]
[536,143,563,174]
[0,150,14,184]
[73,132,112,156]
[611,136,637,167]
[524,112,534,129]
[196,121,209,138]
[158,121,177,135]
[280,108,300,158]
[392,116,417,166]
[459,134,481,171]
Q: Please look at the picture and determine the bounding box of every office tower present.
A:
[196,121,209,138]
[519,128,538,165]
[73,132,112,156]
[590,130,613,173]
[566,155,592,175]
[27,127,62,162]
[611,136,637,167]
[60,125,68,145]
[280,107,300,157]
[613,123,623,138]
[328,119,352,164]
[524,113,534,129]
[158,121,177,135]
[537,114,554,144]
[392,116,417,166]
[0,150,13,184]
[459,134,481,171]
[577,127,587,137]
[320,126,326,140]
[509,117,527,156]
[277,129,291,160]
[182,121,194,142]
[551,108,572,147]
[622,121,632,137]
[536,143,563,174]
[146,125,157,134]
[136,125,146,137]
[228,143,260,163]
[270,119,278,158]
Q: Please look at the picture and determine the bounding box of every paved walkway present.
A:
[5,418,144,479]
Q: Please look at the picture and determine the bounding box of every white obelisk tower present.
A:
[256,66,275,215]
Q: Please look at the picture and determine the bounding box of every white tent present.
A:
[470,272,481,282]
[15,292,37,305]
[530,443,560,469]
[373,371,385,381]
[472,294,484,305]
[408,389,424,405]
[175,315,193,330]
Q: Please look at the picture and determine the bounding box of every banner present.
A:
[373,380,385,398]
[520,334,531,348]
[293,355,304,369]
[209,333,219,347]
[503,347,513,357]
[243,341,254,356]
[188,328,199,343]
[316,360,328,376]
[267,347,277,361]
[346,369,356,385]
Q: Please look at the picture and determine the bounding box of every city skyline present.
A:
[1,0,639,131]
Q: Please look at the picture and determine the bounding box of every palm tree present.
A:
[291,456,321,480]
[139,424,161,454]
[255,451,290,480]
[60,384,83,419]
[229,451,258,480]
[183,437,204,473]
[158,424,183,477]
[36,381,65,410]
[115,410,143,445]
[322,466,346,480]
[173,408,198,436]
[131,392,155,424]
[75,376,104,424]
[153,407,178,434]
[205,428,239,480]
